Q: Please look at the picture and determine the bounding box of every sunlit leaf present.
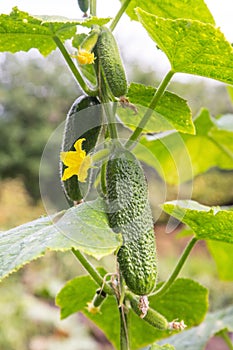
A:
[207,241,233,281]
[57,275,207,350]
[135,109,233,185]
[121,0,214,23]
[128,278,208,349]
[0,198,122,280]
[118,83,194,134]
[136,8,233,85]
[0,7,110,56]
[162,200,233,244]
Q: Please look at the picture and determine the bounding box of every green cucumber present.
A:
[79,27,100,52]
[95,26,127,97]
[78,0,89,13]
[106,146,157,295]
[129,294,168,330]
[60,95,101,202]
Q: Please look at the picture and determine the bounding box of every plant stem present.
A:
[71,248,113,295]
[154,237,198,297]
[119,306,130,350]
[220,329,233,350]
[52,35,97,96]
[103,102,118,139]
[125,70,174,149]
[90,0,97,16]
[110,0,132,32]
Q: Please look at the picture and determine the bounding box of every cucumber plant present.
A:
[1,1,233,350]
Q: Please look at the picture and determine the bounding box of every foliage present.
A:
[1,1,233,350]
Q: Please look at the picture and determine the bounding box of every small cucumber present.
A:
[87,288,107,314]
[106,146,157,295]
[129,294,168,330]
[60,95,101,202]
[95,26,127,97]
[78,0,89,13]
[79,28,100,52]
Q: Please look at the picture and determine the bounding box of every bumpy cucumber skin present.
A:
[95,26,127,97]
[61,95,101,202]
[78,0,89,13]
[106,148,157,295]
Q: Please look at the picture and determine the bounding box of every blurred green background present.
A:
[1,50,233,349]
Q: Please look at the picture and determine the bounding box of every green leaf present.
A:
[158,305,233,350]
[162,200,233,244]
[37,14,111,28]
[129,278,208,349]
[150,344,175,350]
[57,277,207,350]
[118,83,194,134]
[136,8,233,85]
[0,198,122,281]
[207,241,233,281]
[56,273,121,349]
[0,7,110,56]
[136,109,233,185]
[209,116,233,159]
[121,0,214,23]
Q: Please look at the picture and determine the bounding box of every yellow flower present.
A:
[77,48,95,65]
[60,138,91,182]
[86,302,101,314]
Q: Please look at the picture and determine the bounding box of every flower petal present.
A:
[78,155,92,182]
[77,49,95,65]
[74,138,86,153]
[62,166,79,181]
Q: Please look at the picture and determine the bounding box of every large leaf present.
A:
[56,273,121,349]
[57,277,207,350]
[209,118,233,158]
[136,8,233,86]
[121,0,214,24]
[135,109,233,184]
[128,278,208,349]
[158,305,233,350]
[0,198,122,280]
[207,240,233,281]
[0,7,110,56]
[162,200,233,244]
[118,83,194,134]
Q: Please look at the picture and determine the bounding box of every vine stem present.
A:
[153,237,198,297]
[103,102,118,139]
[110,0,132,32]
[220,330,233,350]
[125,69,175,149]
[52,35,97,96]
[120,306,130,350]
[71,248,114,295]
[90,0,97,16]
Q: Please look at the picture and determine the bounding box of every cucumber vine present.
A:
[1,1,233,350]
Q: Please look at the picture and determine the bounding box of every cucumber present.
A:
[60,95,101,202]
[129,294,168,330]
[106,146,157,295]
[79,27,100,52]
[78,0,89,13]
[95,26,127,97]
